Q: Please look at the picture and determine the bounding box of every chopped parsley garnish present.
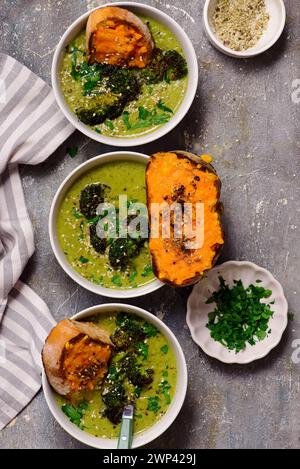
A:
[147,396,161,413]
[160,344,169,354]
[112,275,122,287]
[122,111,131,130]
[288,312,294,321]
[206,276,274,353]
[128,271,138,283]
[66,146,78,158]
[79,256,89,263]
[158,380,171,405]
[87,215,100,224]
[136,342,149,360]
[121,104,172,131]
[61,400,88,429]
[157,100,173,114]
[104,119,114,130]
[143,322,158,338]
[141,264,153,277]
[72,207,83,219]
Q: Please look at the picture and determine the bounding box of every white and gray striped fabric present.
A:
[0,53,74,430]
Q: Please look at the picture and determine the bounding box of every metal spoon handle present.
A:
[117,404,134,449]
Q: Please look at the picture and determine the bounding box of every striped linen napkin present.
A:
[0,53,74,429]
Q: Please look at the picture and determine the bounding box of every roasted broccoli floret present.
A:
[79,183,108,219]
[101,383,127,424]
[108,237,144,270]
[76,67,140,125]
[121,354,154,387]
[111,319,146,351]
[107,68,141,100]
[89,223,107,254]
[163,50,188,81]
[142,48,188,84]
[76,93,126,126]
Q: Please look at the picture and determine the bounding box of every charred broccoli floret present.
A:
[76,66,140,125]
[121,354,154,387]
[101,383,127,424]
[111,319,146,351]
[79,183,108,219]
[76,93,126,126]
[142,48,188,84]
[108,237,144,270]
[163,50,188,81]
[107,68,141,100]
[89,223,107,254]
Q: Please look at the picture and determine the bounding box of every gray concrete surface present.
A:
[1,0,300,449]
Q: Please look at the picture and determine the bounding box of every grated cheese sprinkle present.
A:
[212,0,270,51]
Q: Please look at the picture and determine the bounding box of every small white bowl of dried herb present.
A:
[186,261,288,364]
[203,0,286,58]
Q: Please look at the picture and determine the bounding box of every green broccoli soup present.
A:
[56,311,177,438]
[57,159,155,289]
[60,16,188,138]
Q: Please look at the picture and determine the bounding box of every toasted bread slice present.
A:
[42,319,112,396]
[86,6,154,67]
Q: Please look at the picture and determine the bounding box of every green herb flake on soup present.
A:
[60,16,188,138]
[57,160,155,289]
[56,311,177,438]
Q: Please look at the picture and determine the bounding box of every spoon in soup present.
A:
[117,404,134,449]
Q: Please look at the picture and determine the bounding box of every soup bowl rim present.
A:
[42,302,188,449]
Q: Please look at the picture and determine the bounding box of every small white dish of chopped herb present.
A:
[186,261,288,364]
[203,0,286,58]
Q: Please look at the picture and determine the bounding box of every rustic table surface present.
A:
[1,0,299,449]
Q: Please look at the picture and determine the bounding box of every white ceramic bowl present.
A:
[49,151,163,299]
[42,303,188,449]
[52,2,198,146]
[187,261,288,364]
[203,0,286,58]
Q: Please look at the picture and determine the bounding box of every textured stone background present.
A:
[1,0,300,449]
